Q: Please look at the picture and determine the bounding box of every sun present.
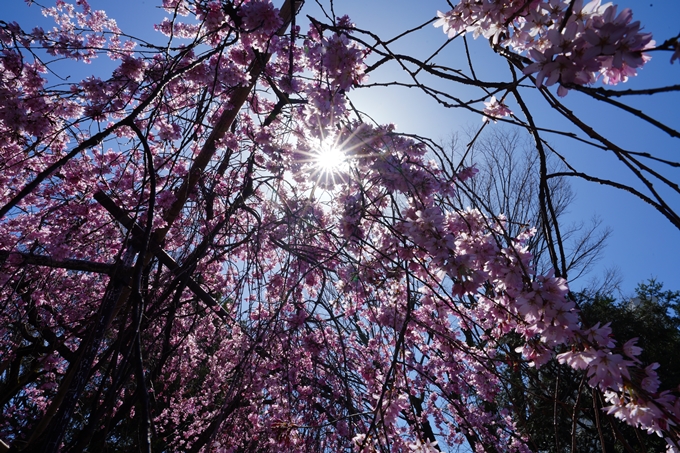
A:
[306,138,350,191]
[315,145,346,174]
[291,130,364,191]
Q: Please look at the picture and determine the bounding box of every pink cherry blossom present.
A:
[482,95,513,122]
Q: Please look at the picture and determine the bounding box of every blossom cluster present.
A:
[435,0,656,95]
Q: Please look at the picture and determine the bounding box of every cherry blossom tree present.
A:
[0,1,678,452]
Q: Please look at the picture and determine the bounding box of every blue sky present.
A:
[4,0,679,296]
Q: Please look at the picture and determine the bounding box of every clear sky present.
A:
[4,0,679,296]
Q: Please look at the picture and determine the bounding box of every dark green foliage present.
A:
[580,280,680,393]
[499,280,680,453]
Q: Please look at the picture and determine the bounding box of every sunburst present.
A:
[293,125,378,191]
[315,143,347,175]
